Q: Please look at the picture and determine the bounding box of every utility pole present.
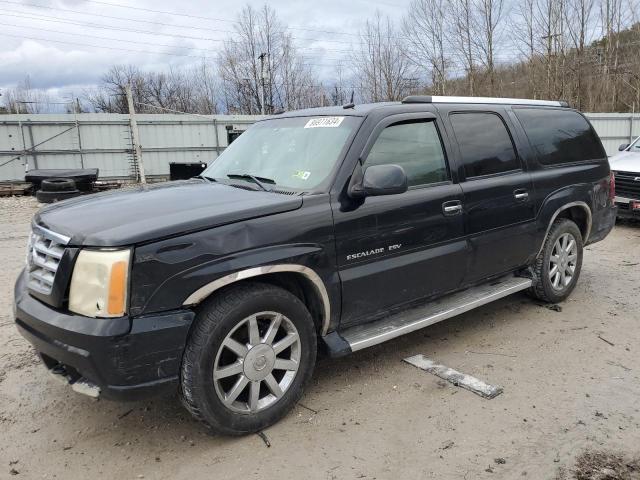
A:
[125,84,146,184]
[258,53,268,115]
[74,97,85,169]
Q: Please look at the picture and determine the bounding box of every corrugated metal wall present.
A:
[1,112,638,182]
[0,113,260,181]
[584,113,640,155]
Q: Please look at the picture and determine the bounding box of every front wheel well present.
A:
[193,272,326,335]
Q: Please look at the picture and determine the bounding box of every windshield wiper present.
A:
[193,174,217,182]
[227,174,275,192]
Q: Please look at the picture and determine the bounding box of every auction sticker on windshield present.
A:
[293,170,311,180]
[304,117,345,128]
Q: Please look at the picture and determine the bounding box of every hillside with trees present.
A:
[2,0,639,114]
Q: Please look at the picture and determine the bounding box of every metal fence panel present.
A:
[0,113,259,181]
[1,112,638,182]
[584,113,640,155]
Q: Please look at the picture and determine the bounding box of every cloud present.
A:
[0,39,108,88]
[0,0,409,101]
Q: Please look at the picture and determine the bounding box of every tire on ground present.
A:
[529,218,584,303]
[35,189,82,203]
[180,281,317,436]
[40,178,77,192]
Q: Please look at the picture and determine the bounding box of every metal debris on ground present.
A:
[539,303,563,312]
[256,431,271,448]
[117,408,134,419]
[441,440,455,450]
[403,355,503,399]
[597,335,615,346]
[606,360,631,371]
[297,403,318,415]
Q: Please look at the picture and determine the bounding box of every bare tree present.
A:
[474,0,506,95]
[2,76,55,113]
[353,12,416,102]
[218,5,316,114]
[451,0,479,95]
[402,0,449,94]
[85,63,220,114]
[512,0,540,98]
[564,0,595,108]
[85,65,144,113]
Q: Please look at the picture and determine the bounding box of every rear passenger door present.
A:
[333,114,467,327]
[442,107,536,284]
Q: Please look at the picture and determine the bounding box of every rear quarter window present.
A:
[449,112,520,178]
[514,108,606,165]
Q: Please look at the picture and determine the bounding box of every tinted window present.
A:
[450,113,520,178]
[204,116,359,190]
[514,108,605,165]
[364,120,448,187]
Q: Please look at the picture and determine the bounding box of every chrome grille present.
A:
[614,171,640,200]
[27,226,69,295]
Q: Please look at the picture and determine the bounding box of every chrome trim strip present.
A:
[430,95,564,107]
[32,223,71,245]
[182,264,332,336]
[615,196,635,203]
[537,201,592,256]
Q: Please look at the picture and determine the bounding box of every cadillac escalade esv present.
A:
[14,96,617,435]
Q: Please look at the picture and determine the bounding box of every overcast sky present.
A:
[0,0,411,104]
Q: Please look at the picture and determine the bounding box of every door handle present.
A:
[442,200,463,216]
[514,190,529,201]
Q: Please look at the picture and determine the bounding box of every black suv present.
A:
[14,96,616,435]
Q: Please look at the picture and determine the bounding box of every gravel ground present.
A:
[1,196,639,480]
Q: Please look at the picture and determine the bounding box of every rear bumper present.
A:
[587,204,617,244]
[14,270,195,401]
[614,196,640,219]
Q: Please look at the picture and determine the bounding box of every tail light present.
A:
[609,171,615,202]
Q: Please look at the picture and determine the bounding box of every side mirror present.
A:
[350,164,408,198]
[619,143,630,151]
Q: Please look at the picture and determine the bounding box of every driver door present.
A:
[332,114,467,327]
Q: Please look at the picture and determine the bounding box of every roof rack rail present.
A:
[402,95,568,108]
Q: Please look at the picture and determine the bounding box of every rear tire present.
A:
[180,282,317,436]
[529,218,583,303]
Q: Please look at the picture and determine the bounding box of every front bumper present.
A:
[14,270,195,401]
[614,196,640,219]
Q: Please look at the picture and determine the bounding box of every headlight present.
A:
[69,249,131,318]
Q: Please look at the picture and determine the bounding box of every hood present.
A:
[609,150,640,174]
[35,180,302,246]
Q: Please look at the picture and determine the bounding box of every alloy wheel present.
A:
[548,232,578,291]
[213,311,301,414]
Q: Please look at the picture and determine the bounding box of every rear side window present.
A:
[364,120,449,187]
[450,113,520,178]
[514,108,605,165]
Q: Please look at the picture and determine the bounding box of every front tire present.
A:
[180,282,317,435]
[529,218,583,303]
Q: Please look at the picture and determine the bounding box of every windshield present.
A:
[630,136,640,150]
[203,116,360,190]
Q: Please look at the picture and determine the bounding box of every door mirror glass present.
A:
[619,143,630,151]
[361,164,408,196]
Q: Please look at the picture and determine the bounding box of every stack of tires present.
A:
[36,178,82,203]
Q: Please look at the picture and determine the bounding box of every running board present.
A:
[340,275,532,352]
